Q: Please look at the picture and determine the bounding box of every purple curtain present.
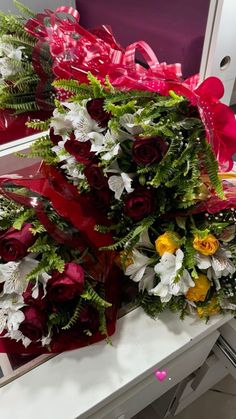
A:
[76,0,210,78]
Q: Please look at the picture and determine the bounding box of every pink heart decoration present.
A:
[154,369,167,382]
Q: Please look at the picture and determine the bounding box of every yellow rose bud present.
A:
[186,274,210,302]
[155,232,180,256]
[193,234,219,256]
[197,297,220,318]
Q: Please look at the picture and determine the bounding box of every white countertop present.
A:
[0,308,232,419]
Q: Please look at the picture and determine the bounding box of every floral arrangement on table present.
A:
[0,6,236,352]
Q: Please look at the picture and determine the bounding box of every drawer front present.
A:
[84,330,219,419]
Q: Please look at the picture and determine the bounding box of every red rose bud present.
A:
[23,282,47,311]
[47,262,85,302]
[84,164,108,190]
[86,98,111,127]
[124,188,156,221]
[49,127,63,145]
[64,138,94,165]
[132,136,168,165]
[19,306,47,342]
[0,223,36,262]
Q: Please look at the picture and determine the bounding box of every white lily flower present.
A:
[125,249,152,282]
[149,249,194,302]
[108,172,134,200]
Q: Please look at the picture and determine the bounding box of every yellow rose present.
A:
[193,234,219,256]
[155,232,180,256]
[186,274,210,302]
[197,297,221,318]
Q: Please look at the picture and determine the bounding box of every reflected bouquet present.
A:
[0,5,236,353]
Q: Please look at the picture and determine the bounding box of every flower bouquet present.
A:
[0,5,236,353]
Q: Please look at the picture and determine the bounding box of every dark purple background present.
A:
[76,0,210,78]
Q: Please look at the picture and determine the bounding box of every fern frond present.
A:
[62,299,84,330]
[12,208,34,230]
[87,72,104,97]
[13,0,35,17]
[81,282,111,308]
[201,139,224,198]
[26,119,51,131]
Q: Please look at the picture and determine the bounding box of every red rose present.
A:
[64,137,94,165]
[49,127,62,145]
[19,306,47,342]
[84,164,108,190]
[23,282,47,310]
[0,223,36,262]
[124,188,156,221]
[46,262,85,302]
[132,136,168,165]
[86,99,111,127]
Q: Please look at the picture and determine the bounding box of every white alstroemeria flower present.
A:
[139,267,156,292]
[52,139,68,161]
[63,103,103,140]
[0,294,24,311]
[6,329,31,348]
[41,333,52,347]
[125,249,152,283]
[0,43,24,78]
[119,113,143,135]
[7,309,25,331]
[50,109,73,135]
[61,157,85,184]
[137,229,154,250]
[0,257,39,295]
[196,249,235,290]
[89,130,120,161]
[108,172,134,200]
[0,310,8,333]
[0,43,24,60]
[149,249,194,302]
[211,249,235,278]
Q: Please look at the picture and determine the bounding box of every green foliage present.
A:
[81,282,112,308]
[12,208,34,230]
[62,299,84,330]
[26,248,65,281]
[201,138,224,198]
[17,135,59,165]
[139,291,165,319]
[87,72,105,97]
[13,0,35,17]
[26,119,51,131]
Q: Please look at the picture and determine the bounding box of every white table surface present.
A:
[0,308,232,419]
